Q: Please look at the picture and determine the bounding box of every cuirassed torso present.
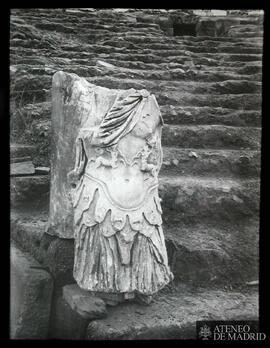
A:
[69,89,164,239]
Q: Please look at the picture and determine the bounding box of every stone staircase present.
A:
[10,8,262,339]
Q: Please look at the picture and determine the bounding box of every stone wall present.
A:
[10,242,53,339]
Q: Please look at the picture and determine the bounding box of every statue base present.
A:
[92,291,154,306]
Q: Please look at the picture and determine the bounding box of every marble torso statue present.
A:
[68,87,173,303]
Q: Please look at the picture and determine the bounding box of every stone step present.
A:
[10,37,60,51]
[10,120,261,176]
[92,58,262,75]
[89,33,263,49]
[9,30,264,53]
[165,219,258,285]
[11,122,261,174]
[11,101,52,121]
[11,53,262,76]
[170,35,263,43]
[229,31,264,38]
[10,242,53,339]
[10,64,262,94]
[11,119,51,169]
[11,62,262,86]
[131,38,263,49]
[31,20,161,30]
[10,209,258,286]
[11,10,263,33]
[80,36,263,54]
[160,106,261,127]
[162,125,261,150]
[32,23,162,36]
[159,176,260,224]
[10,208,51,265]
[10,55,262,74]
[10,172,260,223]
[10,45,263,65]
[158,73,258,97]
[156,92,262,109]
[10,143,35,158]
[10,124,262,171]
[10,34,263,51]
[58,45,263,63]
[11,175,50,208]
[10,140,261,180]
[13,16,263,46]
[15,10,131,21]
[10,69,263,96]
[227,25,264,38]
[112,50,262,64]
[11,8,262,24]
[150,42,263,55]
[11,69,262,95]
[11,156,32,163]
[85,285,258,340]
[10,73,51,103]
[11,10,118,19]
[10,50,262,77]
[10,51,262,69]
[161,147,260,178]
[11,56,263,81]
[108,29,264,41]
[16,9,259,26]
[84,77,262,104]
[11,73,263,105]
[10,161,35,176]
[94,68,262,83]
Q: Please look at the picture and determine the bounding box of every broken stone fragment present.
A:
[245,280,259,286]
[188,151,198,159]
[221,186,231,193]
[10,161,35,176]
[35,166,50,175]
[63,284,107,320]
[97,60,117,69]
[232,195,244,203]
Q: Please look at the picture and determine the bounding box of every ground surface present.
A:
[86,283,258,340]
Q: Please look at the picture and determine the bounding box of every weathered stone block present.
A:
[48,290,89,340]
[10,242,53,339]
[35,166,50,174]
[39,233,75,290]
[10,161,35,176]
[63,284,107,320]
[11,210,47,262]
[10,175,50,207]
